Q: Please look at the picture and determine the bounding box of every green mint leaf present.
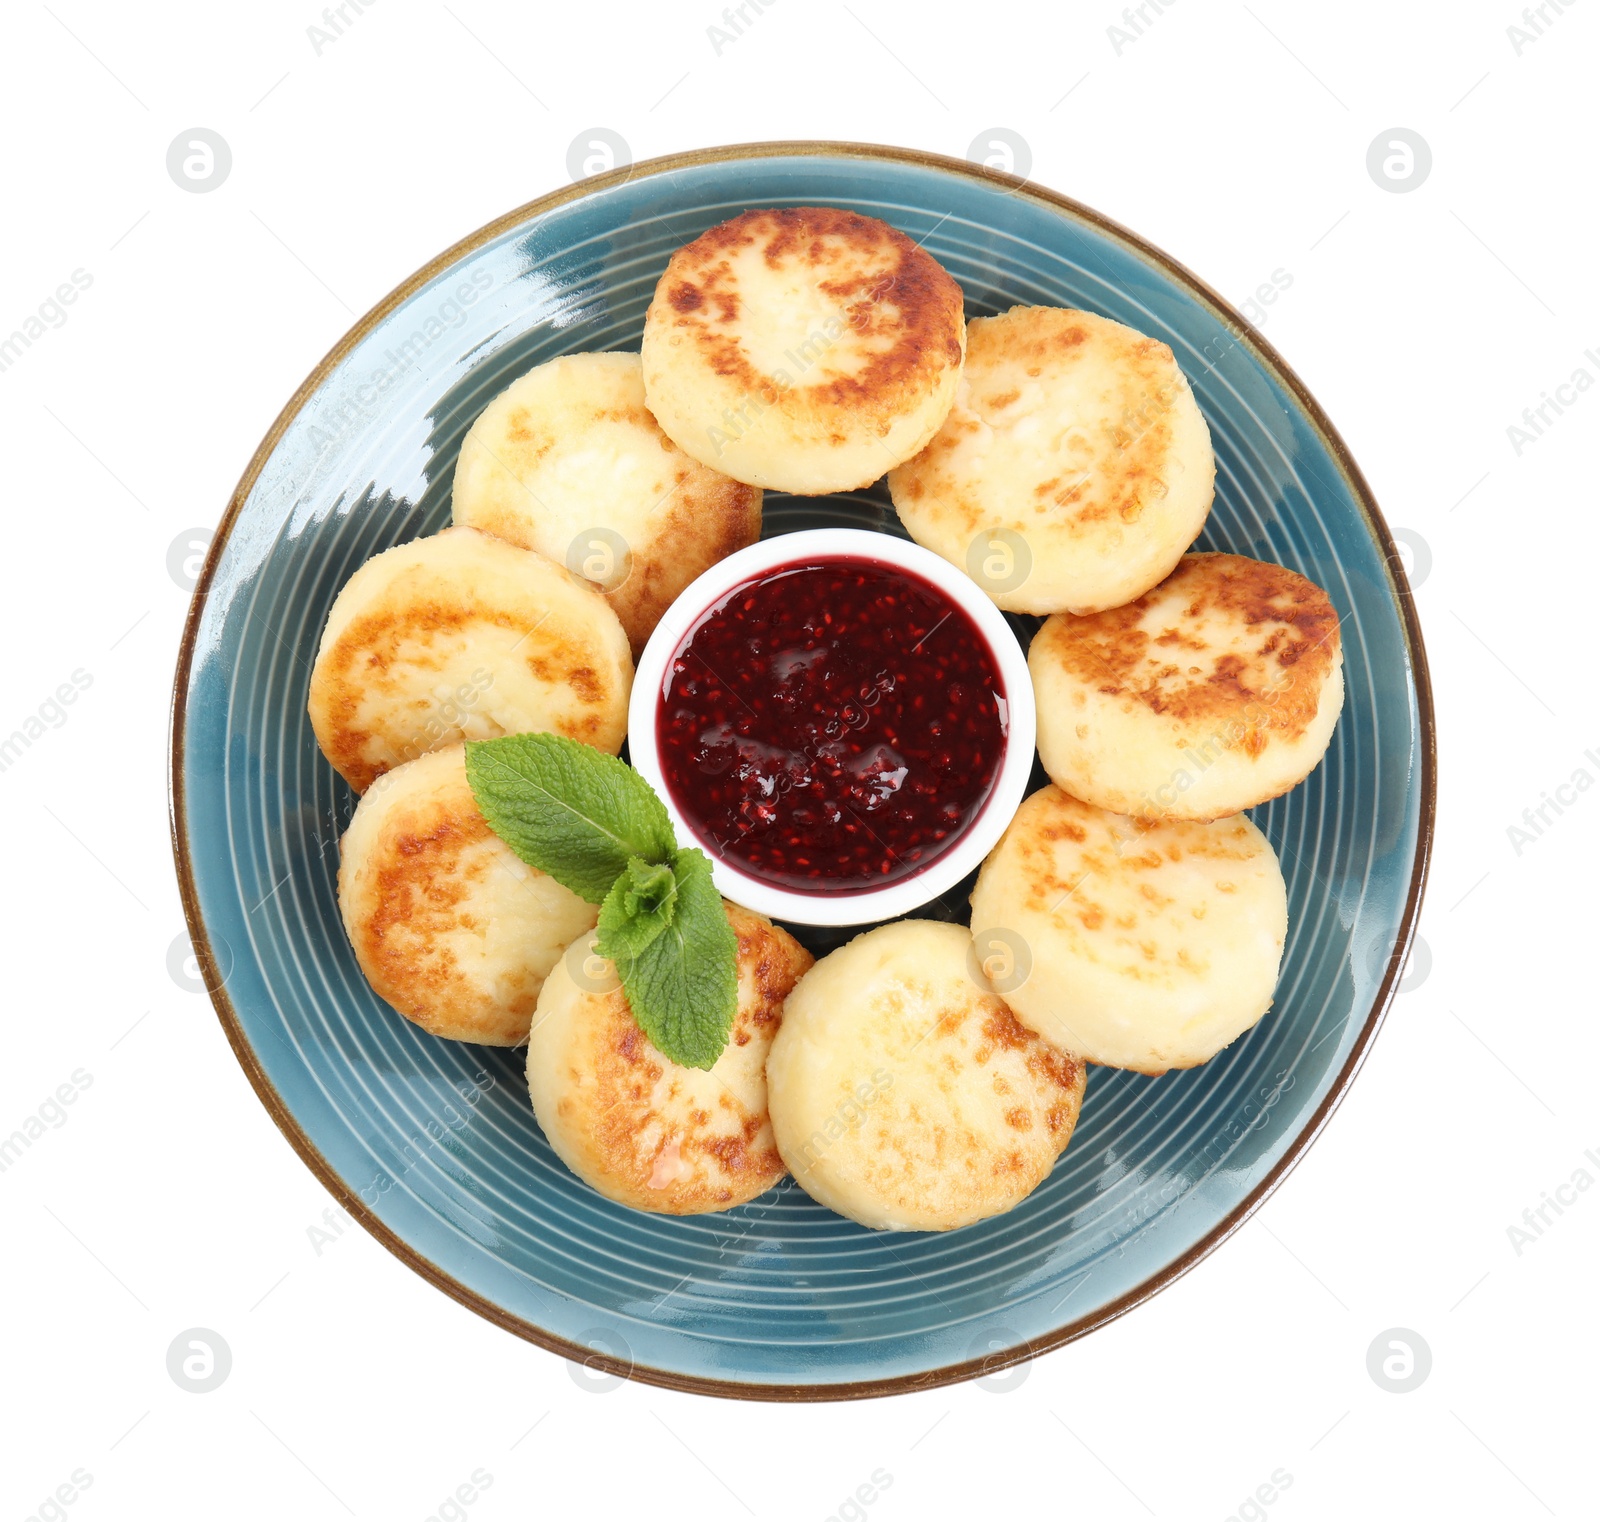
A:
[594,857,679,970]
[464,733,677,904]
[619,848,738,1071]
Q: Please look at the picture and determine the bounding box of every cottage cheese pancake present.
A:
[642,207,966,495]
[452,351,761,654]
[1030,553,1343,819]
[526,904,811,1214]
[970,786,1287,1073]
[309,526,631,792]
[338,746,597,1046]
[890,305,1214,613]
[766,920,1086,1231]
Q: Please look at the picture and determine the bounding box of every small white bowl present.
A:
[628,528,1037,927]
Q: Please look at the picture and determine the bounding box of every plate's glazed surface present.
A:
[171,142,1433,1398]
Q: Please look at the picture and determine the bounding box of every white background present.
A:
[2,1,1595,1517]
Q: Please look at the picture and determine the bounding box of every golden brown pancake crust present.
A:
[655,206,965,418]
[976,1005,1085,1143]
[309,530,631,793]
[316,601,612,791]
[1036,552,1340,745]
[351,789,501,1030]
[1002,786,1271,933]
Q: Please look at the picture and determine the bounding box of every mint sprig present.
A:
[464,732,676,905]
[595,857,680,966]
[613,849,739,1071]
[464,734,737,1070]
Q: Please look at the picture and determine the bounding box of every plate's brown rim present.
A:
[168,138,1437,1404]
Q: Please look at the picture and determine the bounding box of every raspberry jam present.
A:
[655,555,1009,895]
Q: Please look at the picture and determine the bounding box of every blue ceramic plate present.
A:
[171,143,1434,1398]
